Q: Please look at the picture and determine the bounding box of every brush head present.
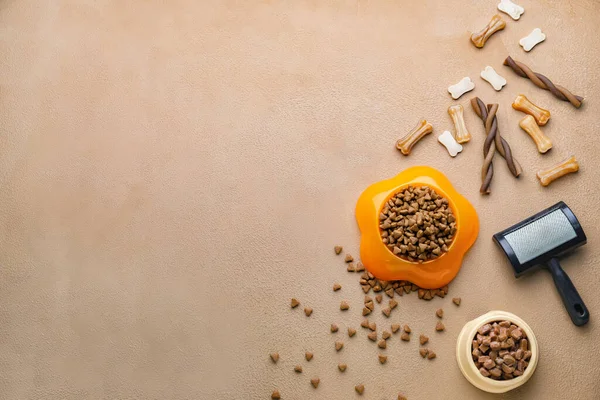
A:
[493,202,586,277]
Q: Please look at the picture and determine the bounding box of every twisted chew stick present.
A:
[471,97,523,178]
[503,56,584,108]
[470,99,497,194]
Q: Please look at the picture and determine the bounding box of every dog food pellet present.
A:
[294,365,302,373]
[389,299,398,309]
[436,308,443,318]
[304,307,313,317]
[419,348,428,358]
[382,307,391,317]
[334,246,343,255]
[403,325,411,334]
[338,363,347,372]
[368,331,378,341]
[345,254,354,263]
[310,378,320,388]
[361,319,370,329]
[401,332,410,341]
[420,334,429,345]
[436,322,445,332]
[356,262,365,272]
[369,322,377,331]
[392,323,401,333]
[382,330,391,340]
[398,395,407,400]
[375,294,383,303]
[333,283,342,291]
[427,350,437,359]
[378,339,387,349]
[347,263,355,272]
[362,307,371,316]
[379,354,388,364]
[291,298,299,308]
[271,390,281,399]
[473,321,531,380]
[340,301,350,311]
[348,327,356,337]
[331,324,339,333]
[335,341,344,351]
[364,295,372,303]
[453,297,461,306]
[355,384,365,394]
[379,186,456,262]
[270,353,279,363]
[365,301,374,311]
[305,352,313,361]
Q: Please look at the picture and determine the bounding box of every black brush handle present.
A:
[547,258,589,326]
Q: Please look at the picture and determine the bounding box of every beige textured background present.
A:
[0,0,599,399]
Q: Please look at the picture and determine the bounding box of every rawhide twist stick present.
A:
[503,56,584,108]
[470,99,497,194]
[471,97,522,179]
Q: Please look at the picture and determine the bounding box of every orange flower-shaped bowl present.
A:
[355,166,479,288]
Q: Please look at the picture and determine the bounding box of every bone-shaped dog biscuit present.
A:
[448,77,475,100]
[512,94,551,126]
[519,115,552,154]
[438,130,463,157]
[396,119,433,155]
[471,15,506,48]
[497,0,524,21]
[448,104,471,144]
[519,28,546,52]
[537,155,579,187]
[480,66,507,91]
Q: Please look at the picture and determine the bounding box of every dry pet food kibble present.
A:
[335,341,344,351]
[270,353,279,363]
[382,307,392,317]
[356,262,365,272]
[436,322,445,332]
[368,332,378,342]
[436,309,444,318]
[379,186,456,262]
[453,297,461,306]
[392,323,401,333]
[348,327,356,337]
[401,332,410,342]
[338,363,347,372]
[294,365,302,373]
[361,319,370,329]
[398,394,408,400]
[291,298,299,308]
[382,330,391,340]
[389,299,398,309]
[310,378,320,388]
[419,348,429,358]
[375,294,383,303]
[333,283,342,291]
[473,320,531,380]
[334,245,343,255]
[331,324,339,333]
[305,352,313,361]
[403,325,411,334]
[369,322,377,331]
[427,351,437,360]
[340,301,350,311]
[379,354,388,364]
[420,334,429,345]
[347,263,355,272]
[345,254,354,263]
[378,339,387,349]
[304,307,313,317]
[355,384,365,395]
[271,390,281,399]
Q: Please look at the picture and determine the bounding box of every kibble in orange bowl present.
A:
[355,166,479,288]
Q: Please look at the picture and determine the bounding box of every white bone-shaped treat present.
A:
[448,77,475,100]
[497,0,524,21]
[519,28,546,52]
[438,130,463,157]
[480,66,507,91]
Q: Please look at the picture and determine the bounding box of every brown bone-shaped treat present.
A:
[519,115,552,154]
[537,155,579,186]
[471,15,506,48]
[396,119,433,155]
[448,104,471,144]
[512,95,551,126]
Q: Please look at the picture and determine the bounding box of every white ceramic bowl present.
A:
[456,311,539,393]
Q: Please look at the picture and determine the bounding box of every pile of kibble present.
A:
[379,185,456,262]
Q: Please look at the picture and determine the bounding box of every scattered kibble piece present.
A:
[304,307,313,317]
[362,307,371,316]
[453,297,461,306]
[305,352,313,361]
[271,390,281,399]
[369,322,376,331]
[389,299,398,309]
[291,298,299,308]
[382,307,391,317]
[391,323,401,333]
[334,246,343,255]
[365,301,374,311]
[347,263,356,272]
[338,363,347,372]
[294,365,303,373]
[368,331,377,342]
[375,294,383,303]
[427,351,437,359]
[335,341,344,351]
[348,327,356,337]
[419,348,428,358]
[355,384,365,394]
[310,378,320,388]
[270,353,279,363]
[378,339,387,349]
[436,308,444,318]
[385,287,395,298]
[345,254,354,263]
[398,394,408,400]
[379,354,388,364]
[436,321,445,332]
[364,295,372,303]
[333,283,342,291]
[340,301,350,311]
[403,325,411,334]
[331,324,339,333]
[361,319,370,329]
[420,334,429,345]
[356,262,365,272]
[382,330,391,340]
[401,332,410,341]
